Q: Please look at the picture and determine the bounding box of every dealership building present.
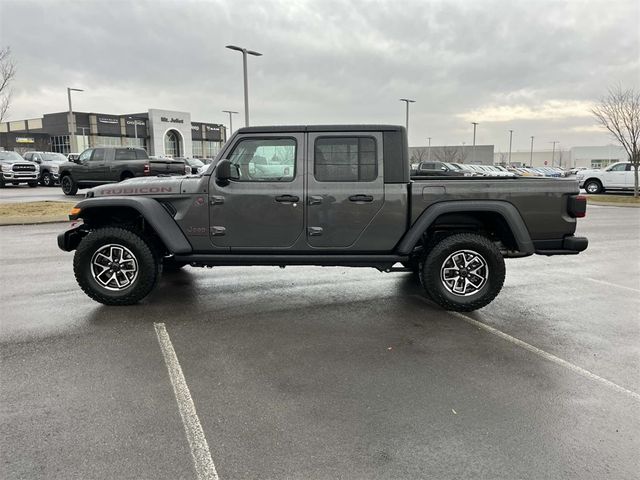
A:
[0,108,227,158]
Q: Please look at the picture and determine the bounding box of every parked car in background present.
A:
[176,157,206,174]
[576,162,634,194]
[0,151,39,188]
[413,161,465,176]
[59,147,186,195]
[23,151,68,186]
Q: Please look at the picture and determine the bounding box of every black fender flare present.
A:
[395,200,534,255]
[70,196,192,254]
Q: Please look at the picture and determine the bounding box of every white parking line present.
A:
[586,277,640,293]
[448,311,640,403]
[154,323,219,480]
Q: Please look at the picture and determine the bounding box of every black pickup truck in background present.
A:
[58,124,588,311]
[59,147,186,195]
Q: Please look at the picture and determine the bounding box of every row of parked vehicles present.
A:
[410,161,571,178]
[1,148,634,194]
[0,148,214,192]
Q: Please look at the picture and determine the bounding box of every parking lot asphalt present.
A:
[1,205,639,479]
[0,185,84,203]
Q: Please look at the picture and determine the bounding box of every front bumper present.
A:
[57,223,86,252]
[1,172,39,181]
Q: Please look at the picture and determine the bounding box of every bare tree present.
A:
[434,146,464,163]
[592,86,640,197]
[410,147,428,163]
[0,46,16,123]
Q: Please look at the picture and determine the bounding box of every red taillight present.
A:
[143,164,150,175]
[568,194,587,218]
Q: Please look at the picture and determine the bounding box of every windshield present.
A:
[0,151,24,162]
[42,153,67,162]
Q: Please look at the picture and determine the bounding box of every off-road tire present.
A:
[421,233,505,312]
[73,227,160,305]
[61,175,78,195]
[584,179,603,194]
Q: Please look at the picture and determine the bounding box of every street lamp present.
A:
[399,98,416,135]
[471,122,478,163]
[550,141,559,167]
[127,116,141,145]
[530,136,534,167]
[78,126,89,150]
[427,137,432,162]
[508,129,514,165]
[226,45,262,127]
[67,87,83,153]
[222,110,239,137]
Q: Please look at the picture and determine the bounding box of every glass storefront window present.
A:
[95,136,122,147]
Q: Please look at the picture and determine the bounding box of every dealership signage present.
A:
[15,137,35,143]
[161,117,184,124]
[98,117,119,124]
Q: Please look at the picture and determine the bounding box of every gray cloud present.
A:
[1,0,638,149]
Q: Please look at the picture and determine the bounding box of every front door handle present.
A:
[348,194,374,202]
[308,195,323,205]
[275,195,299,203]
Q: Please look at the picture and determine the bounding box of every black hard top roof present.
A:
[236,124,405,134]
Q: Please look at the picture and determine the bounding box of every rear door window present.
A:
[314,136,377,182]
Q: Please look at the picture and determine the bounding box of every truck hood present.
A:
[89,176,184,197]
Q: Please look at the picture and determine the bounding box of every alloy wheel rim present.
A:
[90,244,139,291]
[440,249,489,296]
[62,177,71,193]
[586,183,598,193]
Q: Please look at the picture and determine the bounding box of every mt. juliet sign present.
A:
[161,117,184,124]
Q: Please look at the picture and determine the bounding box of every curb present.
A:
[0,217,69,226]
[588,201,640,208]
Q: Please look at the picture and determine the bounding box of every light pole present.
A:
[399,98,416,135]
[529,136,534,167]
[67,87,83,153]
[550,141,558,167]
[427,137,432,162]
[222,110,239,137]
[78,126,89,150]
[226,45,262,127]
[508,129,514,165]
[127,116,140,145]
[471,122,478,163]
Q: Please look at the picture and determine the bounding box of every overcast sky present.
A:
[1,0,638,150]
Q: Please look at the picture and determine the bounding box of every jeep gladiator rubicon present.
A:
[58,125,588,311]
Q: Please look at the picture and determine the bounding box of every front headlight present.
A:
[35,165,40,172]
[1,164,11,172]
[50,165,59,173]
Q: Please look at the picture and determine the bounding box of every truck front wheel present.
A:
[421,233,505,312]
[61,175,78,195]
[73,227,160,305]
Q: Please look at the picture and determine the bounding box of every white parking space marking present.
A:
[154,323,219,480]
[448,311,640,402]
[586,277,640,294]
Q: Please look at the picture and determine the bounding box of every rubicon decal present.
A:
[99,186,173,195]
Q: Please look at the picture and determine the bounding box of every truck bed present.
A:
[410,176,581,244]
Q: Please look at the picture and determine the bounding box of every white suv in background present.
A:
[576,162,634,194]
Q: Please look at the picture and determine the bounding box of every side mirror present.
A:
[215,159,239,185]
[441,166,447,171]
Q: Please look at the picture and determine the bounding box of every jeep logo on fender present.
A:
[99,186,173,195]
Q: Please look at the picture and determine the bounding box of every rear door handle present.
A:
[275,194,299,203]
[348,194,374,202]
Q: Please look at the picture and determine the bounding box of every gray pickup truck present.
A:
[58,125,587,311]
[59,147,186,195]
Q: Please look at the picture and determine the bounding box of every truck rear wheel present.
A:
[61,175,78,195]
[421,233,505,312]
[73,227,160,305]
